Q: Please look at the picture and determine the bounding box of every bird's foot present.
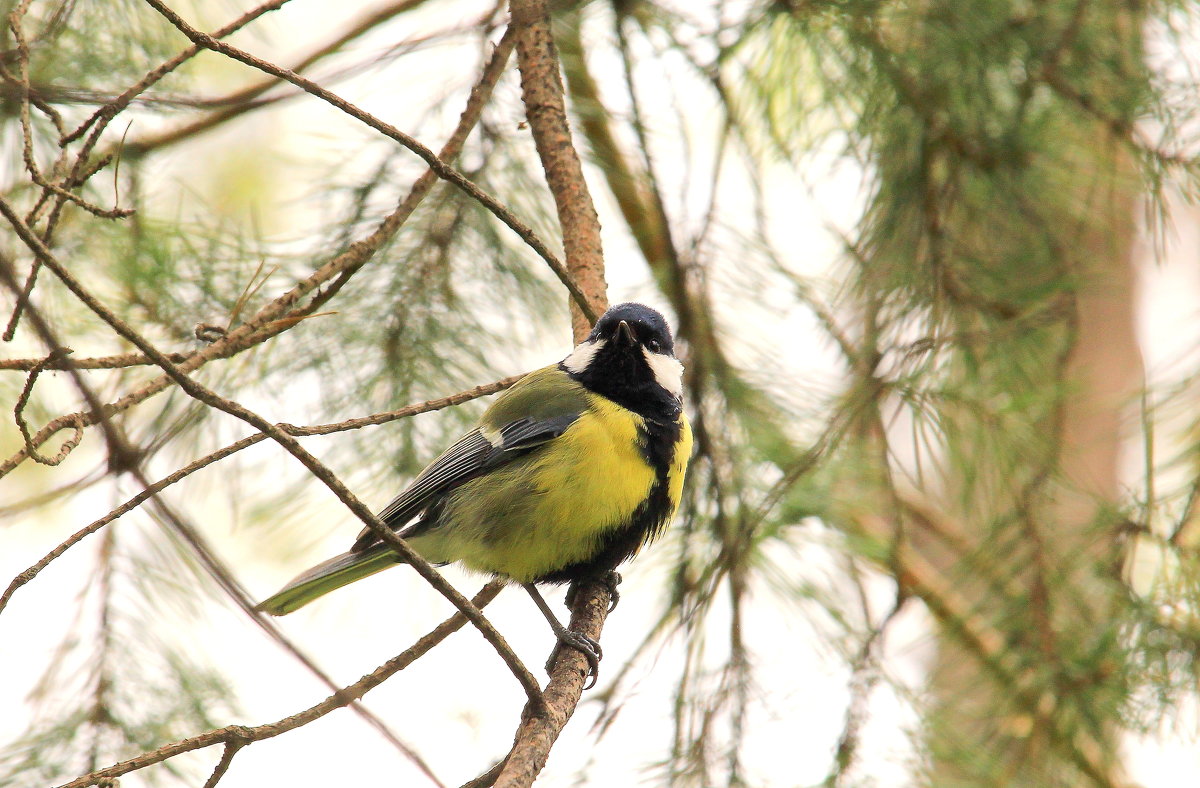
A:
[545,630,603,689]
[565,571,623,612]
[525,582,604,689]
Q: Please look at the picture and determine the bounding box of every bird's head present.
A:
[562,303,683,416]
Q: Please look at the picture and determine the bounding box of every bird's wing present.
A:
[351,412,581,551]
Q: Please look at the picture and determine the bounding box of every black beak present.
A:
[615,320,636,346]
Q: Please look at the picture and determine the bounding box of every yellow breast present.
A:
[410,393,660,582]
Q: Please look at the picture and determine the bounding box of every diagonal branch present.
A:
[141,0,593,321]
[62,0,291,146]
[124,0,435,156]
[55,582,504,788]
[0,375,520,617]
[1,26,513,476]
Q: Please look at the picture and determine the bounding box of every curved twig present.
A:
[0,376,519,617]
[55,582,504,788]
[142,0,594,323]
[13,347,82,465]
[1,28,514,476]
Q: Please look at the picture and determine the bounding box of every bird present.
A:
[257,302,692,682]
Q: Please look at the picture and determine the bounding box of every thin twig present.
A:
[297,23,519,318]
[1,203,543,704]
[63,0,292,145]
[821,583,908,787]
[200,742,241,788]
[124,0,435,157]
[3,0,48,341]
[0,252,140,474]
[147,491,446,784]
[1,27,513,475]
[12,347,81,465]
[0,375,518,617]
[2,1,291,341]
[0,349,191,370]
[141,0,594,322]
[56,582,504,788]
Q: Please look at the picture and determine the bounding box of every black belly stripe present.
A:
[534,413,683,585]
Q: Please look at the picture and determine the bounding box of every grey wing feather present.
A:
[497,414,579,449]
[377,430,497,523]
[351,414,580,551]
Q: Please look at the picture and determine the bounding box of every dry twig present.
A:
[0,375,520,617]
[2,0,293,341]
[55,582,504,788]
[142,0,593,321]
[0,23,513,476]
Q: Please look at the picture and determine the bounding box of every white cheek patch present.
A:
[643,347,684,398]
[562,338,604,374]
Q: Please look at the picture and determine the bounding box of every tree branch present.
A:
[123,0,436,156]
[511,0,606,338]
[1,25,513,476]
[0,349,191,370]
[62,0,292,146]
[56,582,504,788]
[0,375,520,617]
[199,742,241,788]
[141,0,593,322]
[493,2,614,785]
[495,577,612,788]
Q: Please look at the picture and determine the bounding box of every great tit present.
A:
[258,302,692,679]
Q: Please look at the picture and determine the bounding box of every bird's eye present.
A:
[647,338,662,353]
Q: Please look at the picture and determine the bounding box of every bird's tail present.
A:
[256,546,399,615]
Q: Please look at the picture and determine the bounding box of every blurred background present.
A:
[4,0,1200,785]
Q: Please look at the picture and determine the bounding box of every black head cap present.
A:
[587,302,676,356]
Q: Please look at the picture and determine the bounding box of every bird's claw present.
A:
[602,570,622,612]
[549,573,624,688]
[546,630,603,689]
